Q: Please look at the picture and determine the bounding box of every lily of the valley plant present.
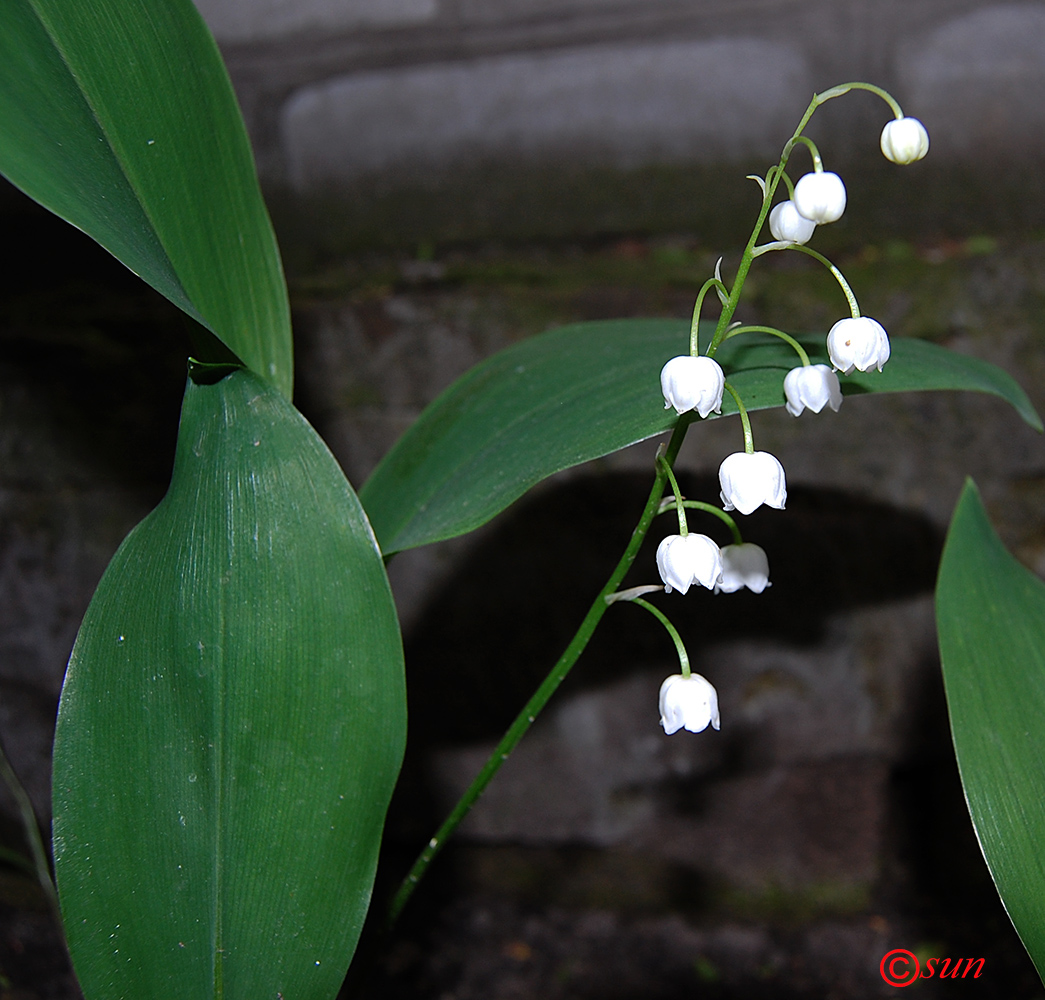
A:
[1,6,1042,997]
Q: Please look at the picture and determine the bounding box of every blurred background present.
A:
[2,0,1045,996]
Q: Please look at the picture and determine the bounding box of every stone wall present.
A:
[193,0,1045,190]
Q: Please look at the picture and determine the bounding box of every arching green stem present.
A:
[775,167,796,200]
[817,81,904,119]
[657,454,688,535]
[690,277,729,355]
[724,325,811,367]
[791,134,823,171]
[785,244,861,317]
[723,382,754,453]
[658,498,744,545]
[623,598,691,677]
[781,83,903,164]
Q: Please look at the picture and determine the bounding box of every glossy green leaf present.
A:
[360,318,1040,554]
[0,0,292,396]
[53,368,405,999]
[936,479,1045,979]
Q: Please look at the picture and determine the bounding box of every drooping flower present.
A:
[656,533,722,594]
[660,355,725,418]
[717,543,771,594]
[719,451,787,515]
[659,673,720,734]
[783,364,843,416]
[794,171,847,224]
[880,117,930,165]
[768,200,816,245]
[826,316,891,374]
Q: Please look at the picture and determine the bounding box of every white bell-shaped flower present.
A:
[716,543,771,594]
[768,200,816,245]
[719,451,787,516]
[793,171,847,224]
[656,533,722,594]
[880,117,930,165]
[827,317,891,374]
[660,355,725,418]
[659,672,720,734]
[783,364,843,416]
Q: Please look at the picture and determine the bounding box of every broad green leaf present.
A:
[0,0,292,396]
[936,480,1045,980]
[53,368,405,1000]
[360,318,1040,554]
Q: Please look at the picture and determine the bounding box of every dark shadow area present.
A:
[395,468,942,748]
[0,180,194,490]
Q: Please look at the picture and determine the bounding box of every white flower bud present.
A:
[717,543,771,594]
[793,171,847,224]
[656,533,722,595]
[660,355,725,418]
[768,200,816,245]
[783,364,843,416]
[880,117,929,165]
[827,317,891,375]
[659,672,720,734]
[719,451,787,516]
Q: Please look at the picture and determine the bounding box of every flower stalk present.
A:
[389,77,916,930]
[658,455,689,535]
[723,382,755,454]
[783,244,861,318]
[690,277,730,355]
[386,418,692,926]
[724,325,812,367]
[657,498,744,545]
[621,597,691,677]
[707,82,912,360]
